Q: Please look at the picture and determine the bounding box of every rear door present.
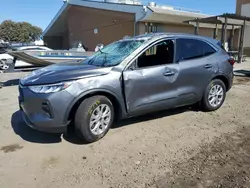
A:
[175,38,219,106]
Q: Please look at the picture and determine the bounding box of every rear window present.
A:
[176,39,216,62]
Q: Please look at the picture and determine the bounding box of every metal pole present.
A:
[213,24,218,39]
[238,19,246,63]
[223,17,228,48]
[231,25,235,51]
[195,19,199,35]
[221,24,225,47]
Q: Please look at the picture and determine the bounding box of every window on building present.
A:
[145,23,158,34]
[176,38,216,62]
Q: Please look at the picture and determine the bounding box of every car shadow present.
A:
[234,69,250,78]
[112,105,197,129]
[63,106,196,145]
[11,106,199,145]
[11,111,62,144]
[1,79,20,87]
[62,124,91,145]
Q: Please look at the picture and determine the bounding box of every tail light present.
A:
[228,58,235,66]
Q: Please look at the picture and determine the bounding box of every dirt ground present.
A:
[1,62,250,188]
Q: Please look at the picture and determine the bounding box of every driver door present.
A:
[123,39,179,116]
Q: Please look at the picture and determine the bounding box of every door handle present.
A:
[204,64,213,69]
[163,71,175,76]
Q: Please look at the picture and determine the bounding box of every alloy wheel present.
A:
[89,104,111,136]
[208,84,224,108]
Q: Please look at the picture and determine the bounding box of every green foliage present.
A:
[0,20,43,43]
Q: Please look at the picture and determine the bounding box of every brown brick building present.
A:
[42,0,219,50]
[42,0,246,52]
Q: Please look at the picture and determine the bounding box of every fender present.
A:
[212,71,232,91]
[213,71,230,80]
[64,88,128,123]
[205,69,230,88]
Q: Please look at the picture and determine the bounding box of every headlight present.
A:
[28,81,74,94]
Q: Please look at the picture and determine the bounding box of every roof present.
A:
[185,13,250,26]
[42,0,212,37]
[142,6,211,24]
[148,6,209,18]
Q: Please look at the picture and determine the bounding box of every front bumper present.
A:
[19,85,73,134]
[21,111,67,133]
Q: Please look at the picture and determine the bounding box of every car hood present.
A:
[20,62,112,86]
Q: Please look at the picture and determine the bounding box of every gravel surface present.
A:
[1,63,250,188]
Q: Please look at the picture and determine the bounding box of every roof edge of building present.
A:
[42,2,69,37]
[42,0,147,37]
[42,0,213,38]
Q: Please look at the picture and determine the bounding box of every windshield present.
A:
[83,39,146,67]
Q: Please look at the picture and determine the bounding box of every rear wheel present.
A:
[201,79,226,111]
[74,95,114,143]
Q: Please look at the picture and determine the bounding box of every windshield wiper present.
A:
[99,48,104,54]
[87,55,96,65]
[101,53,108,67]
[98,48,108,55]
[98,49,109,67]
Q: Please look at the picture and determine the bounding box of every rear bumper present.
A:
[228,71,234,91]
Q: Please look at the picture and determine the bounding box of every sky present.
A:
[0,0,236,31]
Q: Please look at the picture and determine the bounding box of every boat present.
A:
[1,42,94,72]
[8,49,93,66]
[1,45,52,69]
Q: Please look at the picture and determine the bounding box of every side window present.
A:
[137,40,174,68]
[176,39,216,62]
[202,42,216,56]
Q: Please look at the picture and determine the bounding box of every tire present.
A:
[74,95,114,143]
[201,79,226,112]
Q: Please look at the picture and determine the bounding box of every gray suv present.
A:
[19,33,234,143]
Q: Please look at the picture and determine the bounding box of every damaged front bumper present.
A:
[18,84,73,134]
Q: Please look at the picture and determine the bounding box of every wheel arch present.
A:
[65,89,127,123]
[212,74,230,91]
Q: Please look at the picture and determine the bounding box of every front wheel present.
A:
[201,79,226,111]
[74,95,114,143]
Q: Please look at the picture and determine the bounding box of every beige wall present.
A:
[137,22,239,49]
[236,0,250,14]
[235,0,250,53]
[157,23,194,34]
[67,5,135,51]
[138,22,224,38]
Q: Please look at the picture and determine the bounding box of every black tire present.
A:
[201,79,226,112]
[74,95,114,143]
